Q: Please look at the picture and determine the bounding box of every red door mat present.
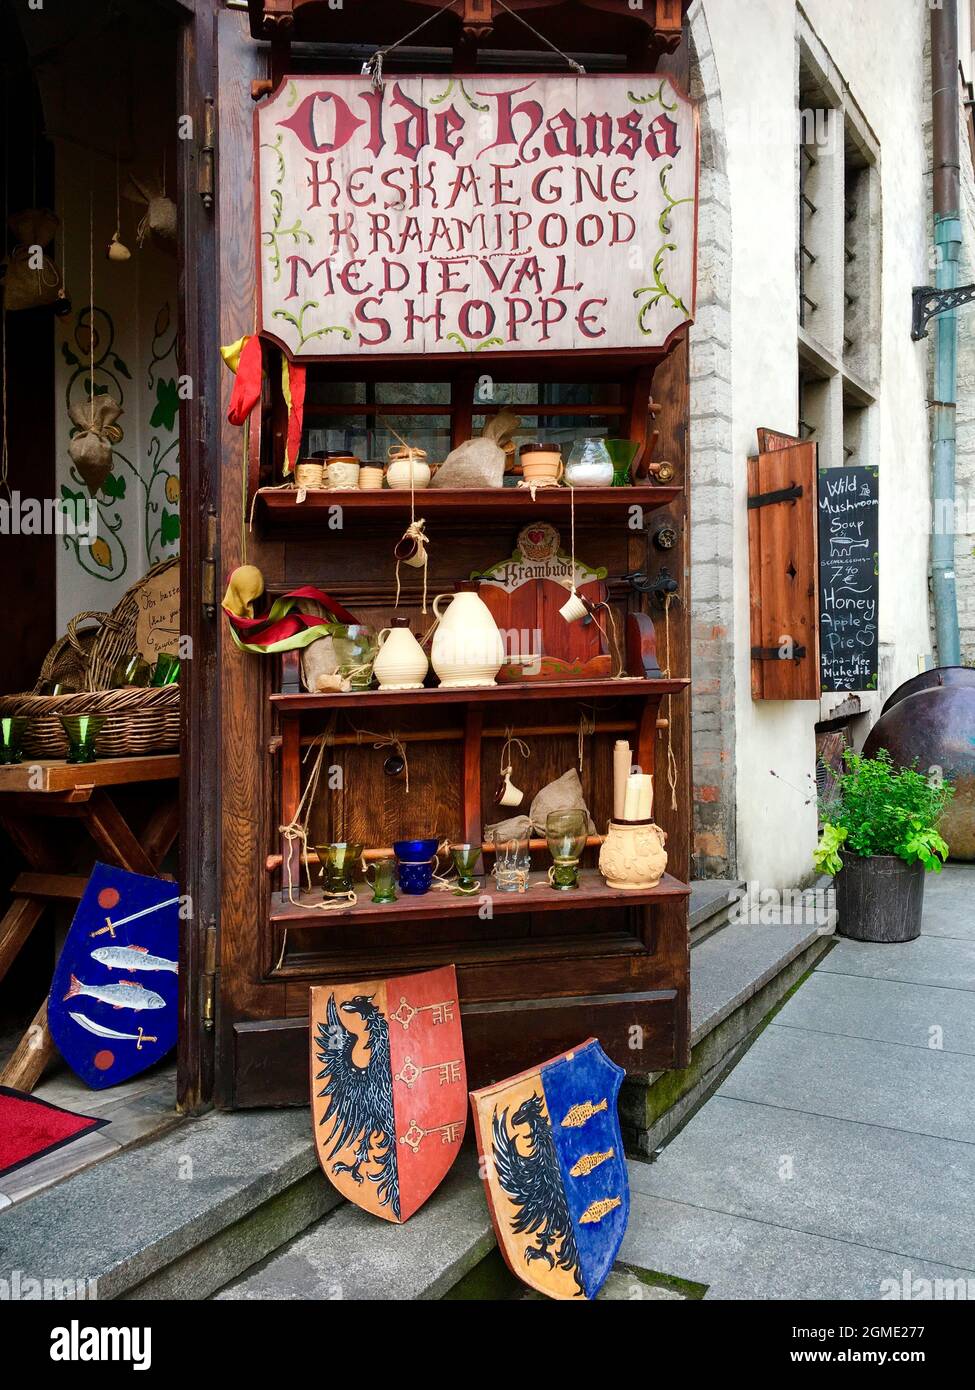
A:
[0,1085,110,1179]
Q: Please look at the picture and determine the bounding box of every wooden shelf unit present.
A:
[254,484,682,536]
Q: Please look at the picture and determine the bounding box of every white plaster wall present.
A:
[698,0,934,886]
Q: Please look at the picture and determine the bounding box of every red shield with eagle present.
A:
[309,965,467,1223]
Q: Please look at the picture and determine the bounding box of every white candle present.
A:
[622,774,641,821]
[613,740,631,820]
[636,774,654,821]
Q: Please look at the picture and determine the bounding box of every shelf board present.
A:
[254,484,681,533]
[271,675,689,712]
[271,869,690,926]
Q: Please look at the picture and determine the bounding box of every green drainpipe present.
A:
[930,0,962,667]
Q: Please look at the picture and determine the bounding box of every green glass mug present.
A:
[366,856,398,904]
[0,715,28,765]
[59,714,105,764]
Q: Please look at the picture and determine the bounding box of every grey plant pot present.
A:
[835,850,925,943]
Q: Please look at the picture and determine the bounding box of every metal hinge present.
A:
[202,508,217,619]
[201,916,217,1032]
[751,645,807,661]
[747,483,803,509]
[199,96,215,210]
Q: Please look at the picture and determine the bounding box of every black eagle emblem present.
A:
[314,992,400,1219]
[492,1092,583,1296]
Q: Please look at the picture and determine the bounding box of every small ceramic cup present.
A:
[326,460,360,490]
[495,767,525,808]
[559,590,589,624]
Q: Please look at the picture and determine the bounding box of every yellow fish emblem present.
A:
[560,1098,608,1129]
[579,1196,622,1225]
[569,1149,614,1178]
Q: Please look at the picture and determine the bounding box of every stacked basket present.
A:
[0,558,180,759]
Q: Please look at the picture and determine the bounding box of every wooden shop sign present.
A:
[255,74,698,360]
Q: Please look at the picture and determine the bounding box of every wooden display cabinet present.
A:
[221,350,692,1107]
[211,0,695,1109]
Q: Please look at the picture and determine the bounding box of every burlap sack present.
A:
[431,410,520,489]
[1,209,62,310]
[486,768,595,839]
[68,398,124,497]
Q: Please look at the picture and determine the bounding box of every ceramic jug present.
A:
[373,617,429,691]
[430,590,505,687]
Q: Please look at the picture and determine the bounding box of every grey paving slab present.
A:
[0,1108,322,1298]
[216,1160,493,1301]
[773,971,975,1057]
[820,934,975,992]
[622,1192,975,1301]
[690,919,830,1042]
[628,1096,975,1273]
[719,1024,975,1144]
[0,1129,121,1205]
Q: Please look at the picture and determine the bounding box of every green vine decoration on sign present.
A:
[633,164,692,334]
[272,302,352,349]
[263,187,313,283]
[260,133,286,186]
[633,244,688,335]
[428,78,488,112]
[628,79,677,112]
[656,161,694,235]
[445,332,506,353]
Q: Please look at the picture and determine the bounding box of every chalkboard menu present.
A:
[818,466,880,692]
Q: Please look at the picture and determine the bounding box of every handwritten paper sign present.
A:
[256,75,698,359]
[818,466,879,692]
[134,566,181,661]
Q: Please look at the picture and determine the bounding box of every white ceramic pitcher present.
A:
[373,617,429,691]
[430,590,505,687]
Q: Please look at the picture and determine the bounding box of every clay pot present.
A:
[326,459,360,489]
[598,820,667,889]
[520,443,563,484]
[358,464,385,490]
[387,456,431,490]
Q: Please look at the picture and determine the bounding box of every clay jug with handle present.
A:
[430,589,505,687]
[373,617,429,691]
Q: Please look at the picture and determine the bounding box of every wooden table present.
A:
[0,754,180,1091]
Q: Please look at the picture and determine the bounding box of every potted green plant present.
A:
[814,749,953,943]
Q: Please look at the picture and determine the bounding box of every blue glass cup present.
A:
[393,838,440,896]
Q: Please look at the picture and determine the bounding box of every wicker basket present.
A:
[35,612,105,692]
[0,558,180,759]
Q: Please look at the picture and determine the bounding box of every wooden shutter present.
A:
[747,441,820,700]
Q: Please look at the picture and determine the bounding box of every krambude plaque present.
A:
[255,75,699,360]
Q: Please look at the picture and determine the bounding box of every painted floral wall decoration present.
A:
[60,302,180,582]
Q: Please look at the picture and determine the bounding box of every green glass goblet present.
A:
[545,809,589,890]
[0,715,28,765]
[59,714,105,764]
[150,652,181,687]
[451,843,481,892]
[315,842,364,896]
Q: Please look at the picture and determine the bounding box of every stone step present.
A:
[688,879,746,945]
[215,1159,494,1301]
[0,1108,339,1301]
[622,886,837,1157]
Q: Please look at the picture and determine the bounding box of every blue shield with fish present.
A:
[47,863,179,1088]
[470,1038,629,1300]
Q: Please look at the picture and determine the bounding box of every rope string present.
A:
[362,0,462,86]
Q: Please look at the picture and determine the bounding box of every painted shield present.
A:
[47,864,180,1089]
[471,1038,628,1300]
[310,965,466,1223]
